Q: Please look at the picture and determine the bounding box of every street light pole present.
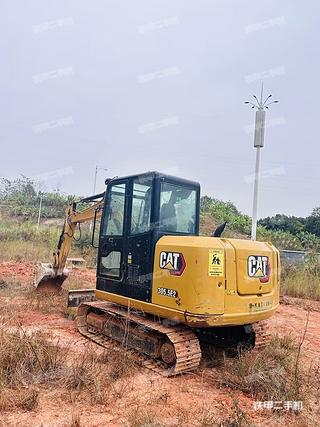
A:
[251,143,261,241]
[37,192,43,229]
[245,84,278,241]
[90,166,108,231]
[93,165,108,195]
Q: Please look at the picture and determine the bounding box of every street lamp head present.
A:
[245,86,279,111]
[244,101,259,109]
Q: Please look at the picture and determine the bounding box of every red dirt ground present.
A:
[0,262,319,427]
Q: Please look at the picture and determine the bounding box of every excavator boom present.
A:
[35,193,104,292]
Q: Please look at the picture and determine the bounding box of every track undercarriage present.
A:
[76,301,271,377]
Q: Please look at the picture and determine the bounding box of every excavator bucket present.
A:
[35,263,68,293]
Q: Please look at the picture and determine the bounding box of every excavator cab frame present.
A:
[95,171,200,303]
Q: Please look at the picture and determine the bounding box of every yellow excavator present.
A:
[36,171,280,376]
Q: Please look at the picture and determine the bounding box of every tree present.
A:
[200,196,251,235]
[0,176,72,219]
[305,207,320,237]
[258,214,305,236]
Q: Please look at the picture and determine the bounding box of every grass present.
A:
[1,218,320,423]
[0,239,90,266]
[68,413,81,427]
[226,397,253,427]
[0,388,39,412]
[2,215,320,302]
[0,219,96,267]
[64,346,134,405]
[0,326,64,412]
[220,334,316,403]
[127,405,160,427]
[0,328,64,389]
[0,240,54,263]
[281,258,320,301]
[0,321,135,413]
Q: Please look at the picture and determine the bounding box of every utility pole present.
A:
[37,192,43,229]
[245,84,278,240]
[93,165,108,195]
[90,166,108,231]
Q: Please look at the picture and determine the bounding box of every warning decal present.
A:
[208,249,224,277]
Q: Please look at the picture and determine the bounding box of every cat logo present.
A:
[159,251,186,276]
[248,255,270,282]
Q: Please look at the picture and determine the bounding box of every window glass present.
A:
[101,251,121,277]
[103,183,126,236]
[160,183,196,233]
[131,179,152,234]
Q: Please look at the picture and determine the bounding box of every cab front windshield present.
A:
[159,182,197,234]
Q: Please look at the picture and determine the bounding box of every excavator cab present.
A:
[95,172,200,303]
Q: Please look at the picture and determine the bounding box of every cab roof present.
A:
[109,171,200,189]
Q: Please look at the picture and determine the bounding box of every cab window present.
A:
[131,178,152,234]
[102,183,126,236]
[160,183,196,233]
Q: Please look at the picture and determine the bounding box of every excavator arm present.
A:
[35,194,104,292]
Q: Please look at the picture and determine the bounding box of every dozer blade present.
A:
[67,289,96,307]
[35,263,68,293]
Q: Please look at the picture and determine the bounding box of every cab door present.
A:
[126,176,154,302]
[97,180,128,292]
[96,176,154,303]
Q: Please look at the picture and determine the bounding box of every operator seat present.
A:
[160,202,177,232]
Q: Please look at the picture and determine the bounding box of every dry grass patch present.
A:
[0,326,136,413]
[68,413,82,427]
[0,328,64,389]
[99,348,134,380]
[0,388,39,412]
[25,287,67,315]
[64,347,134,405]
[0,327,64,412]
[65,350,110,405]
[194,405,218,427]
[220,334,316,404]
[127,404,161,427]
[0,240,54,264]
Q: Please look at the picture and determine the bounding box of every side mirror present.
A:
[213,222,227,238]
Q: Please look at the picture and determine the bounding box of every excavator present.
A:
[36,171,280,376]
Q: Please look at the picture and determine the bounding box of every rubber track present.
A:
[76,301,202,377]
[252,320,272,350]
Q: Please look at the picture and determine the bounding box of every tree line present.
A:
[1,177,320,252]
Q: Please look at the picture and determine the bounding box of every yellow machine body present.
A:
[38,171,280,374]
[95,235,280,328]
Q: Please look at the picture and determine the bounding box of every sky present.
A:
[1,1,319,218]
